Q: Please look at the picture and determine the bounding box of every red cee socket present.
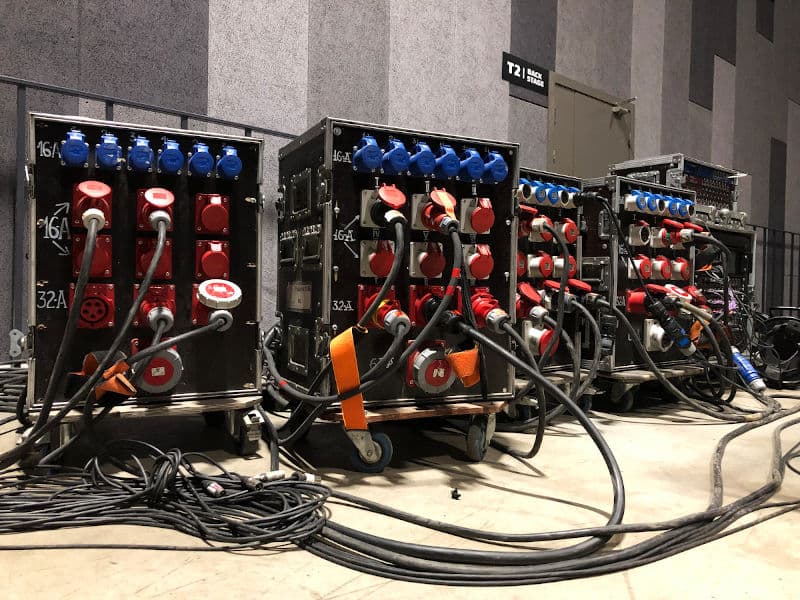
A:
[672,257,690,281]
[195,193,230,234]
[421,188,458,231]
[553,255,577,278]
[357,285,397,327]
[469,198,495,234]
[72,180,112,229]
[191,284,209,326]
[653,255,673,280]
[133,284,176,328]
[69,283,114,329]
[195,240,230,280]
[625,289,648,315]
[137,187,175,231]
[566,278,593,293]
[368,240,395,278]
[559,218,579,244]
[470,289,501,329]
[516,282,542,319]
[467,244,494,280]
[529,252,554,279]
[518,204,538,237]
[534,328,558,357]
[633,254,653,279]
[516,251,526,277]
[136,237,173,279]
[72,234,112,278]
[417,242,446,279]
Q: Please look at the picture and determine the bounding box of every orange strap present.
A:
[446,346,481,388]
[95,373,136,400]
[329,327,368,430]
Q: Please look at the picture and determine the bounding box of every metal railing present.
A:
[754,225,800,312]
[1,74,297,331]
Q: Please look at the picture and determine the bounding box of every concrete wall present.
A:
[0,0,799,353]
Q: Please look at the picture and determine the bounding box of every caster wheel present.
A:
[514,405,533,422]
[203,411,226,428]
[350,432,393,473]
[578,395,592,412]
[615,390,635,413]
[237,429,260,456]
[465,415,490,462]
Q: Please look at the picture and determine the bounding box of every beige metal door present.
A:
[548,75,634,178]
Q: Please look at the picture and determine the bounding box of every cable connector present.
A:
[644,297,696,356]
[256,469,287,482]
[81,207,106,230]
[202,479,226,497]
[291,471,321,484]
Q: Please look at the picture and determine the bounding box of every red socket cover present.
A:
[518,204,538,237]
[559,218,579,244]
[195,240,230,280]
[421,188,458,231]
[535,328,557,356]
[368,240,395,278]
[566,278,592,293]
[516,251,526,277]
[467,244,494,280]
[377,183,406,209]
[529,251,554,278]
[133,284,176,327]
[195,193,230,234]
[72,234,112,278]
[417,243,446,279]
[136,238,173,279]
[358,285,397,327]
[137,187,174,231]
[554,256,578,278]
[69,283,114,329]
[72,180,112,229]
[516,282,542,319]
[625,289,648,315]
[634,254,652,279]
[469,198,495,234]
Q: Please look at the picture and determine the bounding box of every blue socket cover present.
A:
[666,196,681,215]
[382,139,410,175]
[353,135,382,172]
[95,133,122,170]
[61,129,89,167]
[409,142,436,177]
[216,146,243,179]
[188,142,214,177]
[459,148,484,181]
[631,190,647,211]
[676,199,690,217]
[128,136,154,172]
[532,180,548,203]
[434,144,460,179]
[567,186,580,194]
[482,151,508,183]
[547,184,564,205]
[158,139,184,175]
[645,193,658,212]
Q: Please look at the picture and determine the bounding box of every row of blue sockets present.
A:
[352,135,509,184]
[60,129,243,179]
[519,178,580,206]
[627,189,694,217]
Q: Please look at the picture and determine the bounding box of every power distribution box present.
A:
[26,114,262,410]
[581,176,698,372]
[275,118,519,406]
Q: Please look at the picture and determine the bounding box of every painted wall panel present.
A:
[508,97,548,169]
[661,0,693,154]
[509,0,557,106]
[687,101,712,161]
[556,0,633,99]
[689,0,737,109]
[308,1,388,125]
[631,0,665,157]
[787,100,800,234]
[711,56,736,167]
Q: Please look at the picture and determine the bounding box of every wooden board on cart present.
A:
[320,401,506,424]
[600,365,705,383]
[30,395,262,424]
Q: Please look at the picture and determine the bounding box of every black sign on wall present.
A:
[502,52,549,95]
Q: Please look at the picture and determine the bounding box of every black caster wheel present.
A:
[350,432,393,473]
[615,390,635,413]
[237,428,260,456]
[466,415,491,462]
[203,411,226,428]
[578,395,592,412]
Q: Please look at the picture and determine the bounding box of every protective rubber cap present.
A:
[128,136,154,172]
[201,247,230,278]
[482,151,508,183]
[469,198,495,233]
[353,136,382,172]
[96,133,122,170]
[567,278,592,293]
[381,139,410,175]
[459,148,484,182]
[518,282,542,305]
[188,142,214,177]
[77,180,112,200]
[468,245,494,280]
[434,144,460,179]
[216,146,243,179]
[201,199,229,232]
[198,279,242,309]
[409,142,436,177]
[377,183,406,209]
[158,139,184,174]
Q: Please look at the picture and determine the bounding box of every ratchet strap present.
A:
[446,344,481,388]
[330,326,368,430]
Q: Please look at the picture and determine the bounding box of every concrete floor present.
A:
[1,390,800,599]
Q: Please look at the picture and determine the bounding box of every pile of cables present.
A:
[0,362,27,427]
[0,439,329,550]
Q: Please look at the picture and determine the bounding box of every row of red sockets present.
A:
[68,283,217,329]
[71,236,230,281]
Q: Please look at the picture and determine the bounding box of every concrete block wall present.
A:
[0,0,799,353]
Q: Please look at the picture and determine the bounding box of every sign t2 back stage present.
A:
[502,52,549,95]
